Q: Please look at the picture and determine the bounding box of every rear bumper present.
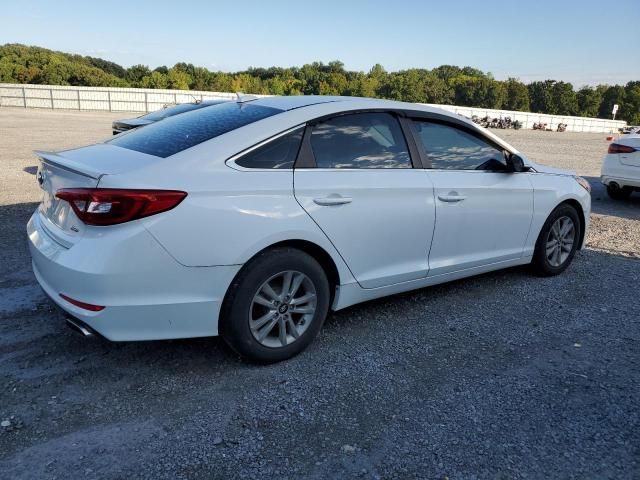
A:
[601,154,640,189]
[601,175,640,189]
[28,211,240,341]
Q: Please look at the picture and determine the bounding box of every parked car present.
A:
[618,126,640,135]
[111,99,228,134]
[28,96,591,362]
[601,133,640,199]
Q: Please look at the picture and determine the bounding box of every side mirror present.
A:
[509,153,527,172]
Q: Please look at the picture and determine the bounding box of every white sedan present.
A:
[28,96,591,362]
[601,133,640,199]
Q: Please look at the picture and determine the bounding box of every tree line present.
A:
[1,44,638,124]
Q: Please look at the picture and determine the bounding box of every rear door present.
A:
[410,119,534,276]
[293,112,436,289]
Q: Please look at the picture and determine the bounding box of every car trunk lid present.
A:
[617,137,640,167]
[35,144,159,243]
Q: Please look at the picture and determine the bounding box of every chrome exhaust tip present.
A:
[66,317,94,337]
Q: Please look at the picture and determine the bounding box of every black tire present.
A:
[531,204,581,277]
[220,247,330,363]
[606,184,633,200]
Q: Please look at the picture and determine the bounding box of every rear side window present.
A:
[235,128,303,169]
[412,120,506,171]
[310,112,411,169]
[109,102,281,158]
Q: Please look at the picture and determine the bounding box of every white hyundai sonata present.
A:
[28,95,591,362]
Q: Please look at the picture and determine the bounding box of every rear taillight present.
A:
[608,143,637,154]
[59,294,105,311]
[55,188,187,226]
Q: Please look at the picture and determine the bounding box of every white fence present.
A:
[425,104,626,134]
[0,83,236,113]
[0,83,627,133]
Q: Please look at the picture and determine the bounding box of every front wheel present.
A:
[220,247,330,363]
[531,204,581,276]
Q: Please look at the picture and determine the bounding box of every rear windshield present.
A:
[109,102,282,158]
[141,103,204,121]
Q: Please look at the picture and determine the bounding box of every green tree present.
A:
[621,81,640,124]
[3,43,640,124]
[576,86,603,117]
[528,80,554,113]
[503,78,530,111]
[452,76,505,109]
[550,81,578,115]
[126,65,151,86]
[189,67,211,90]
[166,68,191,90]
[598,85,626,119]
[86,56,126,78]
[140,71,168,89]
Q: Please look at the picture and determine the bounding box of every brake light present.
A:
[59,294,105,311]
[608,143,637,154]
[55,188,187,226]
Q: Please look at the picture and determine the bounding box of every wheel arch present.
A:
[557,198,586,250]
[220,239,342,334]
[263,239,341,294]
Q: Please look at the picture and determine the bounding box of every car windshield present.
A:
[140,103,204,121]
[109,102,282,158]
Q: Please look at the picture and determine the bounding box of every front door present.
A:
[411,119,534,276]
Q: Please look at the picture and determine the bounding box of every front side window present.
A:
[413,120,507,171]
[109,102,281,158]
[310,112,411,169]
[235,128,303,169]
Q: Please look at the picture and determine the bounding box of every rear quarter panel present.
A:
[99,165,356,285]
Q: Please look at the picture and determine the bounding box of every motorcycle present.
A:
[557,123,567,132]
[497,117,512,129]
[471,115,520,130]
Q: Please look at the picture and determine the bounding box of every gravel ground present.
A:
[0,108,638,479]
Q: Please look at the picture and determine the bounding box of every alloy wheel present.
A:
[249,271,317,348]
[545,216,575,267]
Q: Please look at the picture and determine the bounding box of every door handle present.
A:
[438,194,466,203]
[313,195,352,206]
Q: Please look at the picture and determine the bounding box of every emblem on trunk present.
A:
[36,170,45,186]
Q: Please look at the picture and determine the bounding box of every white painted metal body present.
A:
[27,96,591,341]
[601,135,640,188]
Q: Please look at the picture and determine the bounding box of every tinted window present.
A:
[110,102,281,158]
[310,113,411,169]
[413,120,506,170]
[235,128,303,169]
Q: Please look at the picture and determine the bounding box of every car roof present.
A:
[201,99,230,105]
[249,95,349,111]
[249,95,448,115]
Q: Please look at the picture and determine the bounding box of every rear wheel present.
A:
[606,183,633,200]
[220,247,330,363]
[531,204,581,276]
